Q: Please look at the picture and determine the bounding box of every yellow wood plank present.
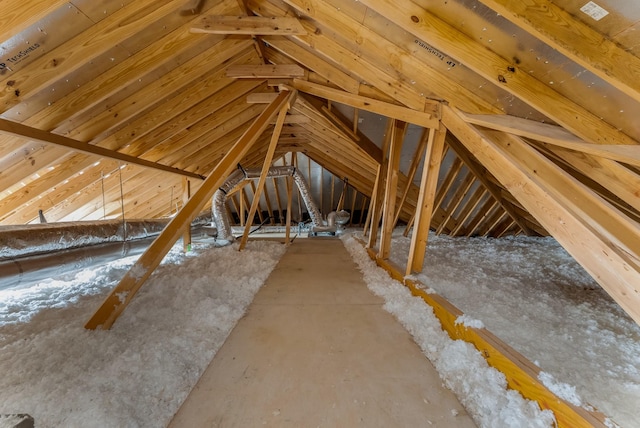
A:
[247,93,279,103]
[446,135,534,236]
[406,125,446,275]
[239,92,295,250]
[278,0,499,114]
[0,0,68,45]
[476,0,640,104]
[378,120,407,260]
[191,15,306,35]
[367,119,394,248]
[247,0,427,110]
[357,0,639,147]
[182,178,192,252]
[0,119,204,180]
[263,36,360,94]
[84,89,296,330]
[442,105,640,328]
[0,0,188,111]
[460,111,640,167]
[393,127,429,228]
[539,143,640,214]
[360,242,608,428]
[293,79,439,129]
[227,64,305,78]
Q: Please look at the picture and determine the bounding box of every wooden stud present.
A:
[227,64,305,78]
[293,79,440,129]
[367,118,394,247]
[0,119,205,180]
[191,16,306,35]
[84,89,295,330]
[182,178,191,252]
[285,174,293,245]
[393,127,430,228]
[406,125,446,276]
[459,111,640,167]
[379,120,407,260]
[239,97,292,250]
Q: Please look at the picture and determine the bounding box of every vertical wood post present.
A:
[406,125,447,276]
[379,120,407,259]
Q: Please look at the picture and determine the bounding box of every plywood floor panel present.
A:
[169,239,475,427]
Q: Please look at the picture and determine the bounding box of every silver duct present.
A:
[212,166,324,243]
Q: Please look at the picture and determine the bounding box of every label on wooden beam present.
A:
[580,1,609,21]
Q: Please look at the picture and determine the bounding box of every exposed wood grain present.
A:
[357,0,639,147]
[192,15,306,35]
[0,119,204,179]
[443,105,640,329]
[405,125,446,275]
[84,89,295,330]
[227,64,305,78]
[476,0,640,104]
[293,79,439,129]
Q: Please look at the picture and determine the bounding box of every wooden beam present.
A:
[292,79,440,129]
[367,119,394,248]
[442,105,640,327]
[285,174,293,244]
[263,36,360,94]
[0,0,189,112]
[357,0,639,147]
[227,64,305,78]
[476,0,640,104]
[296,93,382,164]
[436,171,475,235]
[450,186,487,236]
[393,127,430,228]
[446,134,534,236]
[538,143,640,214]
[0,0,68,44]
[459,112,640,168]
[379,120,407,260]
[0,119,205,180]
[84,89,296,330]
[182,178,192,252]
[406,125,446,276]
[239,93,294,250]
[191,15,306,35]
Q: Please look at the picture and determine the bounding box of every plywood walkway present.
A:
[169,238,475,427]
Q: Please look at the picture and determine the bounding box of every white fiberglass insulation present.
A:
[1,230,639,427]
[0,240,286,428]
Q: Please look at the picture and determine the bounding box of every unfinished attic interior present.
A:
[1,0,640,426]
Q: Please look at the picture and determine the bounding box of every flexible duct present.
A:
[212,166,324,242]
